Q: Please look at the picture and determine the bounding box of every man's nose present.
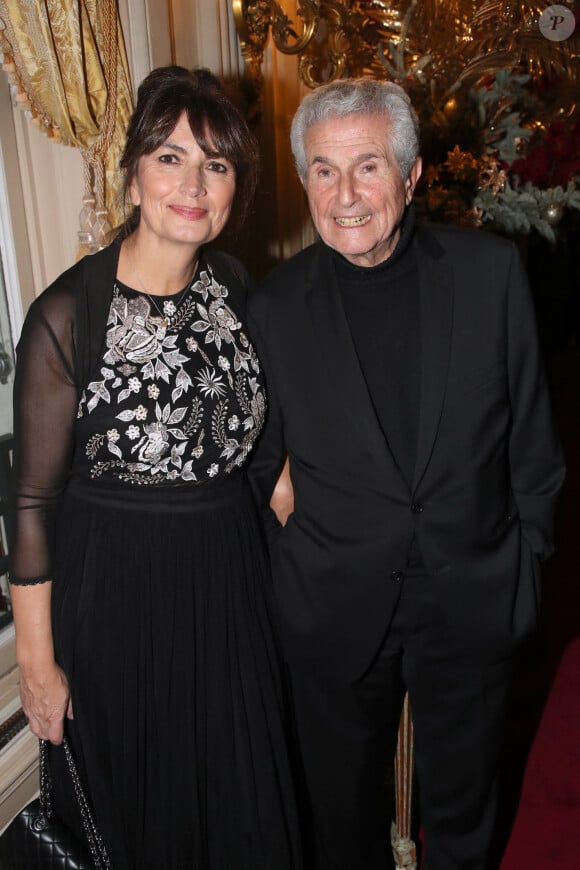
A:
[337,172,357,206]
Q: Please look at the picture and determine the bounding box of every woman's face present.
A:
[129,112,236,249]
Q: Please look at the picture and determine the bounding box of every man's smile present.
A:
[334,215,371,227]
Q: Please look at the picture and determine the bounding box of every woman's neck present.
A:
[117,231,199,297]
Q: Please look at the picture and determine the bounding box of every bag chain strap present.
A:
[39,738,112,868]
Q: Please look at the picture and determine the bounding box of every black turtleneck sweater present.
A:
[333,207,420,489]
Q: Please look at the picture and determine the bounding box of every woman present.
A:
[10,66,301,869]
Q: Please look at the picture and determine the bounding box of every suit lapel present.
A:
[305,246,408,484]
[304,233,454,491]
[413,231,454,491]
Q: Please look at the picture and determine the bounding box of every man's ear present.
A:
[405,157,422,204]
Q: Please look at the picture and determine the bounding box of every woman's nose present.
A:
[180,164,205,196]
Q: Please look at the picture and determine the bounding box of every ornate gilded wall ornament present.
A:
[232,1,579,105]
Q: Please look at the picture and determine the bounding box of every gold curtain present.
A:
[0,0,134,242]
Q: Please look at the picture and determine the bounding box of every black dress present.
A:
[10,247,302,869]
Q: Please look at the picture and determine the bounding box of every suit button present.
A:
[411,502,424,514]
[391,570,404,583]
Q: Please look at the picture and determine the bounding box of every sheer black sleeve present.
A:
[10,285,78,584]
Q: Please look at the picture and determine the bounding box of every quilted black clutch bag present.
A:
[0,737,110,869]
[0,797,94,869]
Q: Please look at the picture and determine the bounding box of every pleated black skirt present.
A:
[50,474,302,869]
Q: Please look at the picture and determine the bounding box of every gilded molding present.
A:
[232,0,580,103]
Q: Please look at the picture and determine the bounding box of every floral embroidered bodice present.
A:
[75,263,265,487]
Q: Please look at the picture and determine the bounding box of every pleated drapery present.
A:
[0,0,134,247]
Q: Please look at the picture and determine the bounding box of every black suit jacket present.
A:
[248,222,565,680]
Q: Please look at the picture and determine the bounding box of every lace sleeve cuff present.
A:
[9,575,52,587]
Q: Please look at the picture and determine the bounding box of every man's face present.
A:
[303,113,422,268]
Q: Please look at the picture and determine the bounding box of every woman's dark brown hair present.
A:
[119,66,259,235]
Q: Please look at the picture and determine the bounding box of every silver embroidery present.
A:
[78,267,265,485]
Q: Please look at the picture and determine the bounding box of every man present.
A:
[248,79,565,870]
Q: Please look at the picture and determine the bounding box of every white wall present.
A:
[11,113,83,299]
[0,74,32,324]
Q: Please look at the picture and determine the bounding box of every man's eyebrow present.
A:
[309,150,385,166]
[356,151,383,162]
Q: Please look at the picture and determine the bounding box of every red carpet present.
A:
[499,355,580,868]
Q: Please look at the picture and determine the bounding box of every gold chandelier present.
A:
[232,1,579,102]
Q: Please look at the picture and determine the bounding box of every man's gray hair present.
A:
[290,78,420,183]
